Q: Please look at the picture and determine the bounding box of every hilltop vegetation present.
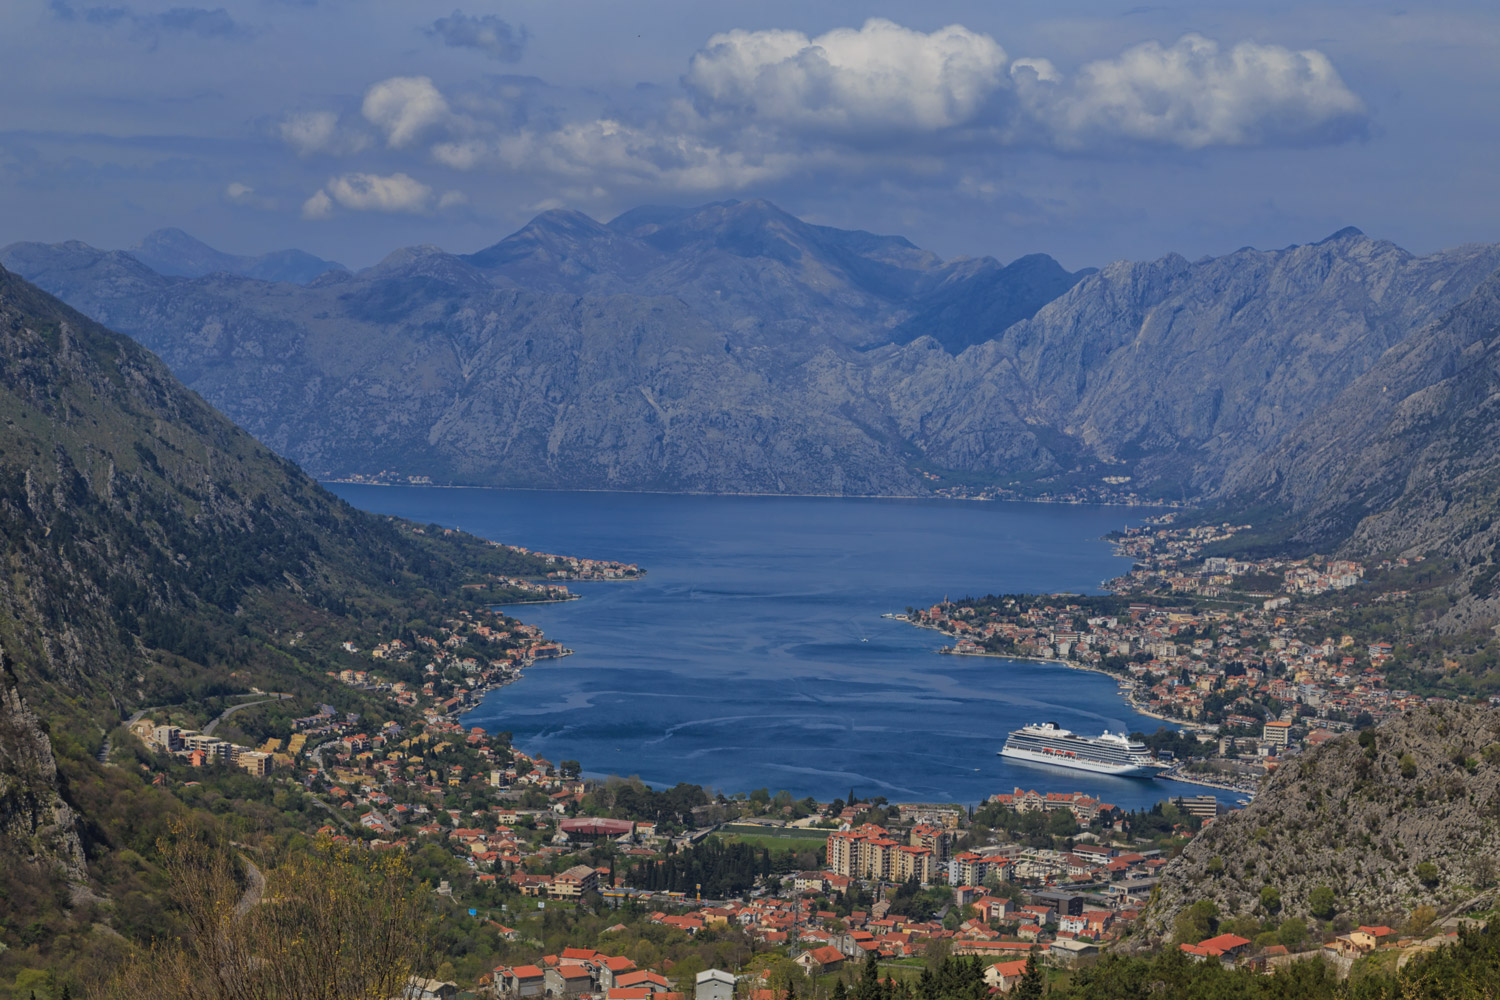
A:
[0,265,599,982]
[1144,704,1500,942]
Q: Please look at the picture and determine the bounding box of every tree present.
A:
[1259,886,1282,915]
[100,829,430,1000]
[1277,917,1308,950]
[1308,885,1337,921]
[1012,952,1044,1000]
[1172,899,1219,944]
[1406,904,1437,937]
[1416,861,1440,887]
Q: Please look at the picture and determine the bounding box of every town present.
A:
[103,517,1485,996]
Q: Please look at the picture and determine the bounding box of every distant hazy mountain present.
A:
[127,227,345,283]
[3,203,1497,519]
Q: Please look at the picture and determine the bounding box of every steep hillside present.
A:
[1218,271,1500,630]
[0,264,559,970]
[1144,704,1500,941]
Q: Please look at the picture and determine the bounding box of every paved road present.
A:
[99,704,172,764]
[204,694,291,736]
[102,695,286,767]
[235,854,266,917]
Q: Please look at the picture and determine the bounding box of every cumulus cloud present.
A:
[49,0,245,40]
[279,110,371,156]
[435,120,811,192]
[275,19,1368,215]
[684,19,1008,136]
[362,76,455,149]
[427,10,528,62]
[678,19,1365,152]
[308,172,435,215]
[225,181,276,209]
[1033,34,1369,149]
[301,189,334,220]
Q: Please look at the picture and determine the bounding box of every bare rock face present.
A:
[1220,270,1500,627]
[6,202,1500,557]
[1144,704,1500,942]
[0,656,86,886]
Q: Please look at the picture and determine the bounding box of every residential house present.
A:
[695,970,735,1000]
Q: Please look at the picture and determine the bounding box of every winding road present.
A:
[204,693,292,736]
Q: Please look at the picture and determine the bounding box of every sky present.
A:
[1,0,1497,271]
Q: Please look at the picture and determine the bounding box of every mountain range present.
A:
[126,227,345,283]
[6,201,1500,583]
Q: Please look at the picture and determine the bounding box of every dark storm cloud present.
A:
[426,10,529,62]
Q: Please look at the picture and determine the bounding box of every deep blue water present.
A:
[329,486,1213,811]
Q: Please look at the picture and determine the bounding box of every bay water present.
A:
[329,485,1213,811]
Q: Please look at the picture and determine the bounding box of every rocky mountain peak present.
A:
[126,227,343,283]
[1145,703,1500,941]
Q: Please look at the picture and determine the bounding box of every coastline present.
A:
[909,619,1215,734]
[324,478,1189,510]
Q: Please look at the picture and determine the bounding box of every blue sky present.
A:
[2,0,1496,270]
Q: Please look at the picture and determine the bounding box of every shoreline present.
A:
[323,478,1190,511]
[915,624,1215,734]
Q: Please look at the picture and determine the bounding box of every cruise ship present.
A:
[999,722,1161,778]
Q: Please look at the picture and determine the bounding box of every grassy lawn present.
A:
[717,826,829,851]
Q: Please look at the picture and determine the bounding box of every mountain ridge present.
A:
[6,203,1500,580]
[127,227,345,284]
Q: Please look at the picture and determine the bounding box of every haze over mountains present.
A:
[7,199,1500,568]
[126,227,345,284]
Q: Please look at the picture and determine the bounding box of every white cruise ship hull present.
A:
[999,744,1159,778]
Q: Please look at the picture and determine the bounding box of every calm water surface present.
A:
[329,486,1214,810]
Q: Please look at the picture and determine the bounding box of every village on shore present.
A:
[115,516,1481,997]
[900,515,1494,799]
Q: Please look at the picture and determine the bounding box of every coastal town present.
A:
[99,513,1491,996]
[900,515,1497,799]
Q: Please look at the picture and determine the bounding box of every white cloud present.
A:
[362,76,454,149]
[324,172,434,213]
[679,21,1365,151]
[290,20,1369,212]
[431,138,489,171]
[1032,35,1368,149]
[225,181,276,209]
[438,119,811,192]
[684,19,1009,136]
[301,189,334,220]
[279,110,370,156]
[437,189,468,210]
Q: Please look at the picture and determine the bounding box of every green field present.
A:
[717,825,830,850]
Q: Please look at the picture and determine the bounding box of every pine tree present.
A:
[1013,952,1044,1000]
